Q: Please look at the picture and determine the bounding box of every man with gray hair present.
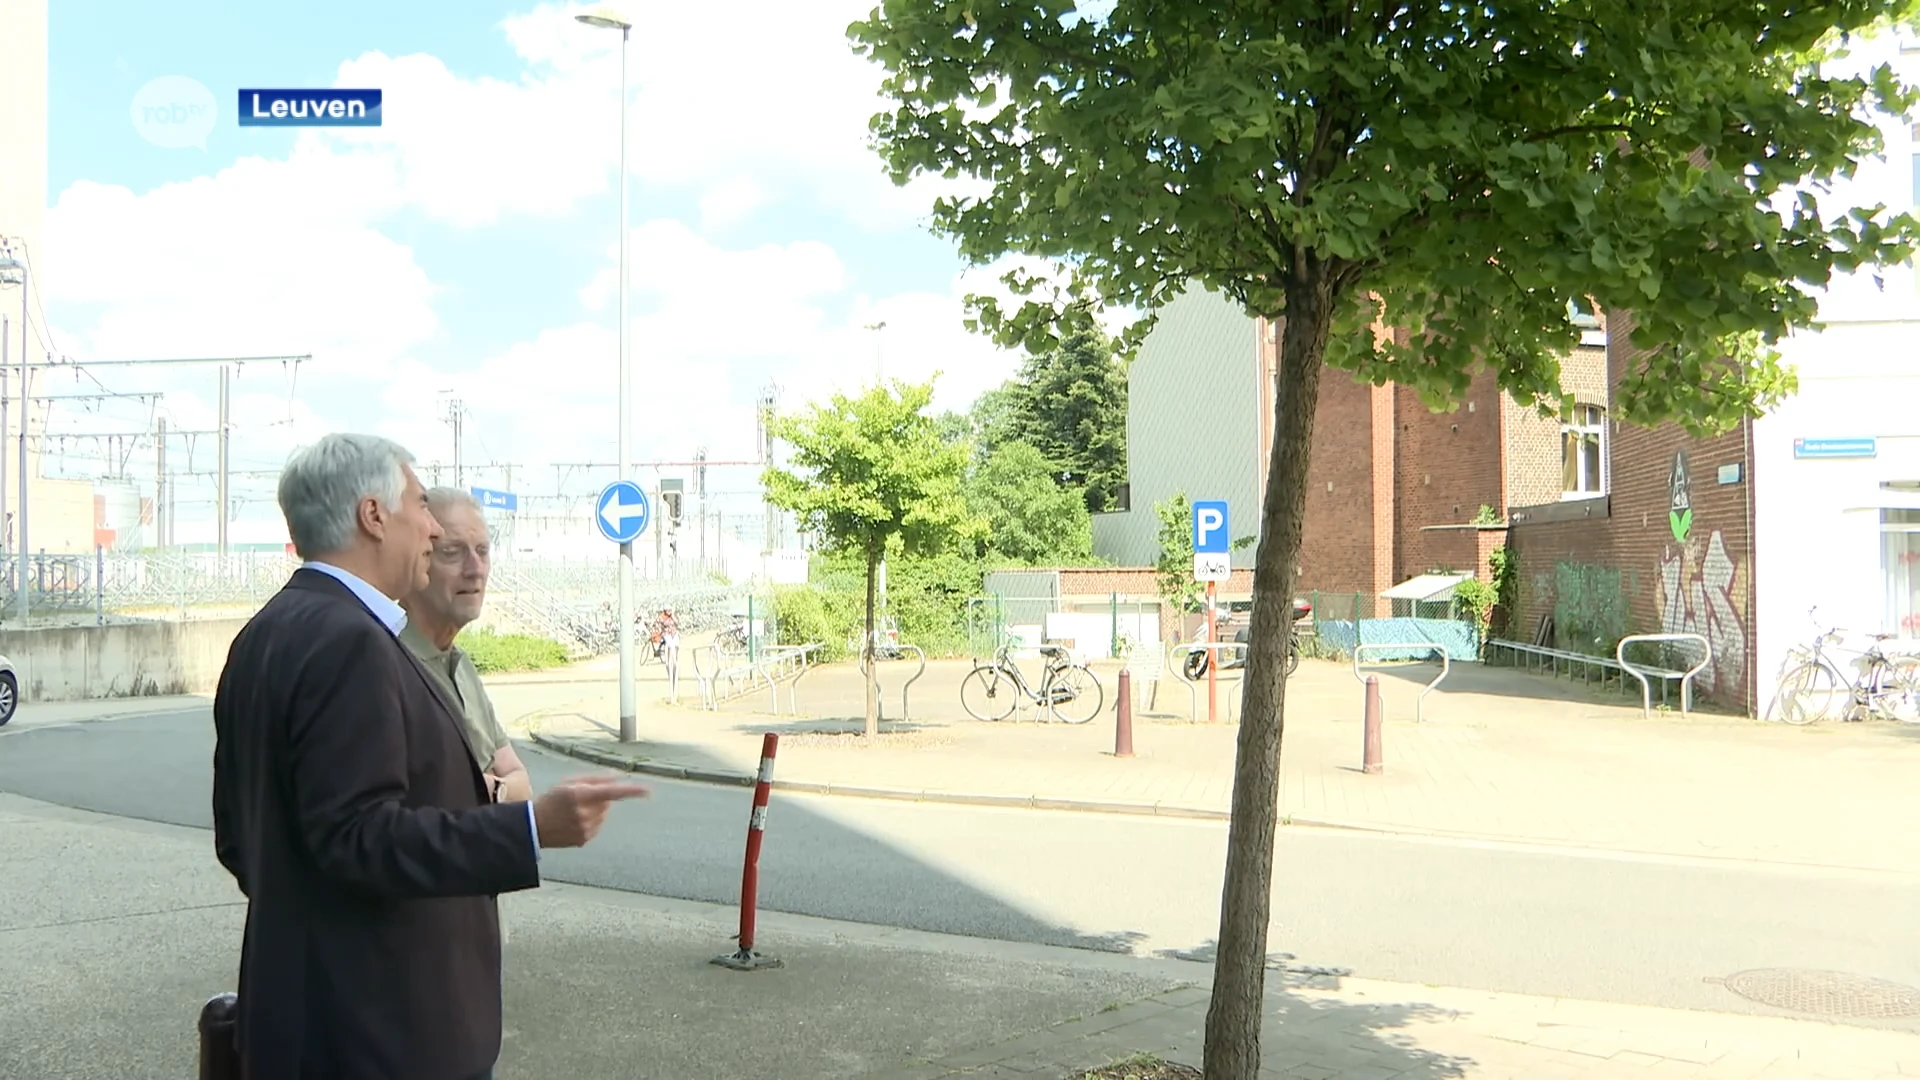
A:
[211,433,648,1080]
[400,487,530,803]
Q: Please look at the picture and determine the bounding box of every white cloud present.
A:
[502,0,980,234]
[35,2,1037,547]
[41,162,440,378]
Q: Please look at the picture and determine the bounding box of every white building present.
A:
[1750,29,1920,708]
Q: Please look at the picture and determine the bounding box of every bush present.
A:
[772,584,860,662]
[458,628,570,673]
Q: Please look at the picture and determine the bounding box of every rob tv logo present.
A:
[238,88,382,127]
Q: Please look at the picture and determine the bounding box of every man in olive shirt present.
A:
[400,488,532,803]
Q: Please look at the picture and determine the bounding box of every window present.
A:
[1885,508,1920,637]
[1561,404,1606,496]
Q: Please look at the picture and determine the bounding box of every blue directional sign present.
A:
[1793,437,1877,460]
[1192,500,1231,554]
[594,480,651,544]
[469,487,518,512]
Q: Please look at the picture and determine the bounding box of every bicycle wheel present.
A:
[1887,658,1920,723]
[1184,649,1210,680]
[1045,664,1104,724]
[960,667,1018,721]
[1285,632,1301,677]
[1778,661,1844,725]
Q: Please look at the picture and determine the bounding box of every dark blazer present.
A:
[212,567,542,1080]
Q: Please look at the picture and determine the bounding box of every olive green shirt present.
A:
[399,623,509,772]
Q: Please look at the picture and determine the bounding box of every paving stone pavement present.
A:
[855,974,1920,1079]
[509,653,1920,875]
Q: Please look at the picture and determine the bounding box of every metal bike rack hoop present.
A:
[1170,640,1248,722]
[1615,633,1710,719]
[1350,643,1451,723]
[689,643,723,711]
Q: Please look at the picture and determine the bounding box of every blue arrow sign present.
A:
[1192,500,1230,554]
[469,487,517,512]
[594,480,651,544]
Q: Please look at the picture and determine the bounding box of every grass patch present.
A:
[458,628,570,673]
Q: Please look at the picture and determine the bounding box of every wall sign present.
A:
[1794,437,1877,459]
[1668,450,1692,543]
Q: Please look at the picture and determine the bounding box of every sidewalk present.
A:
[7,793,1918,1080]
[516,654,1920,876]
[861,975,1920,1080]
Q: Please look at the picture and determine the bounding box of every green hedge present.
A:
[457,628,570,673]
[774,550,982,659]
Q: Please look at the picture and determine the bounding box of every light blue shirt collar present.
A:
[303,561,408,637]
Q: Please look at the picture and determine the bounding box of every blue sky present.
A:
[40,0,1018,544]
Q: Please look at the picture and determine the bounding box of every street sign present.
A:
[1793,437,1876,460]
[1193,552,1232,582]
[469,487,518,512]
[594,480,651,544]
[1192,500,1230,553]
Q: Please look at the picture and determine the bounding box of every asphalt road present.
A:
[5,706,1917,1032]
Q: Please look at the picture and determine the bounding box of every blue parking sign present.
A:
[1192,500,1230,554]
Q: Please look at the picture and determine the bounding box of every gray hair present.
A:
[277,434,415,559]
[424,486,486,524]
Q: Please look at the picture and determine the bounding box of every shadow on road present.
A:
[0,709,1143,956]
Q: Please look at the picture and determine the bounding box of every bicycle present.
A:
[959,643,1104,724]
[1771,606,1920,725]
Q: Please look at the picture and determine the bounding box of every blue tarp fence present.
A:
[1313,617,1482,662]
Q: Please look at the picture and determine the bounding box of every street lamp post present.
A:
[0,249,27,624]
[577,6,638,741]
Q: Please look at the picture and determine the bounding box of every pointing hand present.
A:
[532,773,651,849]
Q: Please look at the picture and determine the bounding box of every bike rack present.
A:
[857,643,927,721]
[1170,641,1248,722]
[689,643,723,711]
[1615,633,1711,719]
[762,643,824,714]
[1350,643,1451,723]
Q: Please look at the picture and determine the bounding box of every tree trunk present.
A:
[864,550,880,738]
[1203,270,1335,1080]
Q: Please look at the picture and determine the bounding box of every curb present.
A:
[527,729,1233,821]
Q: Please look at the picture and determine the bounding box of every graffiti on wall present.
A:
[1655,450,1748,699]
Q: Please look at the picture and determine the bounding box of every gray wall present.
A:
[1092,288,1263,568]
[0,618,248,702]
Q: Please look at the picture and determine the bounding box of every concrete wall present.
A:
[1752,322,1920,714]
[1091,288,1263,568]
[0,617,247,702]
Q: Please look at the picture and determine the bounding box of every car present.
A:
[0,652,16,726]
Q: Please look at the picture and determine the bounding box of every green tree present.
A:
[985,304,1130,511]
[967,441,1095,565]
[852,5,1918,1074]
[1153,494,1205,621]
[763,380,978,736]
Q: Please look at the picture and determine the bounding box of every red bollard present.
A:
[713,732,784,971]
[197,992,241,1080]
[1115,669,1135,758]
[1363,676,1384,774]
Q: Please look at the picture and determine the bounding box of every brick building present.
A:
[1503,312,1759,712]
[1092,287,1607,607]
[1502,30,1920,718]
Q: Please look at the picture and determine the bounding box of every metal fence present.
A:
[1301,589,1479,661]
[0,549,759,656]
[0,550,301,619]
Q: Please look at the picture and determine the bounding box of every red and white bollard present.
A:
[713,732,784,971]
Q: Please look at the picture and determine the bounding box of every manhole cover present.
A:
[1721,969,1920,1018]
